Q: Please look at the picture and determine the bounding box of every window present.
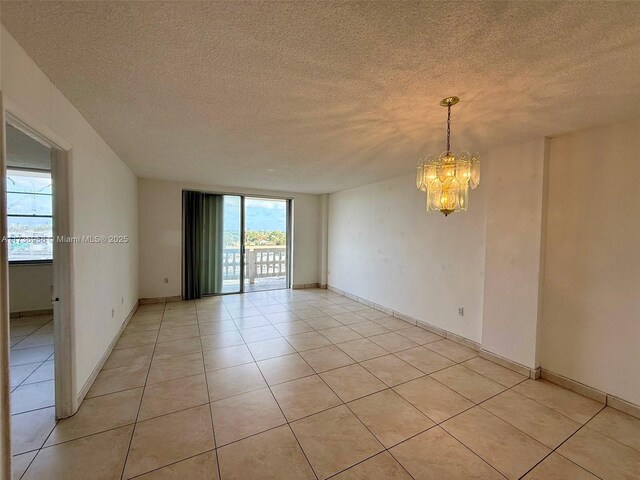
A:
[6,168,53,263]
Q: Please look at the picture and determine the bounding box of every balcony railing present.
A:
[222,246,287,284]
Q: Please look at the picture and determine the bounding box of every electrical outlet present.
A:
[458,307,464,316]
[164,277,169,284]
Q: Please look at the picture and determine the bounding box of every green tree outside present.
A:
[224,230,286,247]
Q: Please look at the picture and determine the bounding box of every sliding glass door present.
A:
[183,191,290,298]
[243,197,289,292]
[201,194,242,295]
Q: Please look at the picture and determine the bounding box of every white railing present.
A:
[222,246,287,284]
[222,248,242,279]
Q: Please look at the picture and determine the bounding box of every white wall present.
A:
[328,173,487,342]
[541,117,640,406]
[482,139,548,368]
[138,178,321,299]
[8,264,52,313]
[1,26,139,397]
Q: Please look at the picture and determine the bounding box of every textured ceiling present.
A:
[2,1,640,193]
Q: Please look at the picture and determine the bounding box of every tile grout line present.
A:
[259,301,447,480]
[10,318,55,392]
[10,374,55,396]
[316,350,510,480]
[552,449,605,480]
[19,410,59,480]
[312,290,613,478]
[125,448,217,479]
[196,298,224,480]
[230,292,321,480]
[9,360,47,382]
[9,401,56,418]
[312,370,420,480]
[15,324,58,479]
[16,346,480,468]
[430,373,606,479]
[295,308,526,480]
[16,450,39,480]
[578,415,640,455]
[513,403,607,480]
[41,296,465,446]
[118,302,166,480]
[416,378,527,480]
[316,293,504,479]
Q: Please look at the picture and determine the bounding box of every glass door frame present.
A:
[185,189,292,296]
[242,196,291,293]
[239,195,246,292]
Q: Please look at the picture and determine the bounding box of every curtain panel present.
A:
[182,190,204,300]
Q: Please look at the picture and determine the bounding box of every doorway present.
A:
[243,197,289,292]
[1,113,74,473]
[4,122,59,467]
[183,192,291,297]
[5,124,56,426]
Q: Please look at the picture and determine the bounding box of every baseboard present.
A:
[540,368,606,403]
[76,301,139,405]
[607,395,640,420]
[10,308,53,318]
[539,368,640,418]
[327,284,482,352]
[142,287,326,300]
[540,368,640,418]
[480,349,539,379]
[139,295,182,304]
[292,283,320,289]
[328,286,563,379]
[444,330,481,351]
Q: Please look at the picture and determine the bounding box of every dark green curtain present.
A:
[182,190,204,299]
[201,195,224,294]
[183,190,225,299]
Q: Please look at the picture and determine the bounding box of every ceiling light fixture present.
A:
[416,96,479,216]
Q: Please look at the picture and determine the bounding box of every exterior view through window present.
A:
[6,168,53,262]
[243,197,288,292]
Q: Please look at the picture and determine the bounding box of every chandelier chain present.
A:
[446,104,451,154]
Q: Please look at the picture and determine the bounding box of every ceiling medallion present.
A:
[416,96,480,216]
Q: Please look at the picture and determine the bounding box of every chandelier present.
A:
[416,96,480,216]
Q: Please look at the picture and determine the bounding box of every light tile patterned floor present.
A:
[9,314,56,463]
[9,315,55,395]
[11,289,640,479]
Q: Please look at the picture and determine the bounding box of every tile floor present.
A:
[9,314,55,413]
[11,289,640,479]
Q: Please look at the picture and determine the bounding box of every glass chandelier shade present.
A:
[416,97,480,216]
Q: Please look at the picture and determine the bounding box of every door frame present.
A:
[182,189,293,296]
[1,103,76,422]
[239,195,246,291]
[286,198,293,289]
